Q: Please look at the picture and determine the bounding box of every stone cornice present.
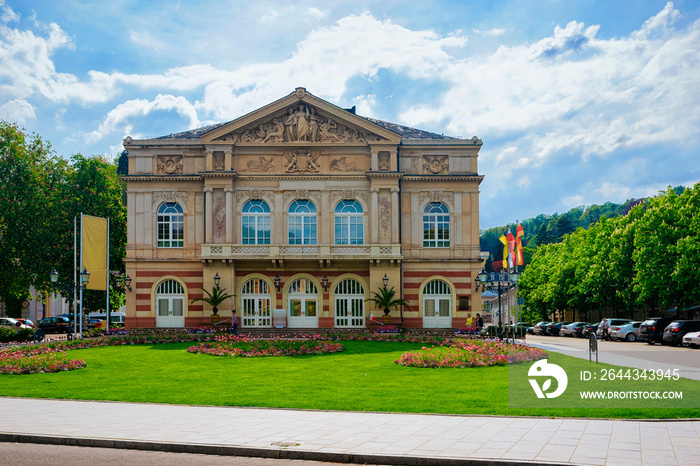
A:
[401,137,482,146]
[199,171,239,179]
[121,175,202,182]
[402,175,484,183]
[365,171,404,179]
[237,174,367,182]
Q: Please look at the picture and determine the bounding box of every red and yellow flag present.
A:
[83,215,108,291]
[516,224,525,266]
[499,234,508,272]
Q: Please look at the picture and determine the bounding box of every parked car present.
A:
[0,317,32,331]
[662,320,700,346]
[682,331,700,348]
[532,322,551,335]
[639,317,674,345]
[546,322,572,336]
[527,325,535,335]
[571,322,591,338]
[16,318,35,328]
[508,322,530,336]
[611,321,642,342]
[596,319,631,340]
[38,316,71,334]
[561,322,589,337]
[582,322,600,338]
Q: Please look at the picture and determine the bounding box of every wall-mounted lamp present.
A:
[214,272,221,290]
[382,273,389,289]
[124,275,132,292]
[274,275,281,292]
[49,268,59,283]
[322,275,329,292]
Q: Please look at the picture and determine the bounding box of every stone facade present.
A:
[122,88,484,329]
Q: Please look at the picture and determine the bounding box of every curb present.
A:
[0,432,568,466]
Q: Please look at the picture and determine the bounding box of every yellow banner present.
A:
[83,215,108,291]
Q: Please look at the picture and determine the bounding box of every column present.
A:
[391,187,399,244]
[225,188,234,244]
[371,188,379,243]
[204,187,213,244]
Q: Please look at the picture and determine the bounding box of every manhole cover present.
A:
[271,441,300,448]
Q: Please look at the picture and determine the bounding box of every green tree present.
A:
[366,286,409,323]
[0,122,69,303]
[191,287,235,315]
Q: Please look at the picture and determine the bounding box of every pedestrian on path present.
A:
[231,310,239,335]
[476,313,484,332]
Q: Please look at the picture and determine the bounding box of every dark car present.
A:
[640,317,674,345]
[662,320,700,346]
[546,322,572,336]
[38,316,71,334]
[571,322,591,338]
[582,322,600,338]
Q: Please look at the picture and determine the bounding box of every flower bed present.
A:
[187,335,345,357]
[0,347,86,375]
[395,338,547,368]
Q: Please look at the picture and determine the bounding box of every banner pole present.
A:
[74,216,77,337]
[79,213,84,339]
[106,217,110,332]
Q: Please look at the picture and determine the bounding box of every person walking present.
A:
[231,310,239,336]
[476,313,484,332]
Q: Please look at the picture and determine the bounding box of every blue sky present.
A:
[2,1,699,229]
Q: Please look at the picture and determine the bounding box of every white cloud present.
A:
[307,7,330,20]
[0,0,18,23]
[473,28,506,37]
[598,182,630,199]
[0,98,35,123]
[130,31,167,52]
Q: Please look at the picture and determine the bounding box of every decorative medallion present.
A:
[284,149,320,174]
[157,155,183,175]
[423,155,449,175]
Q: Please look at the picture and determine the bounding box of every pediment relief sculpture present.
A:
[423,155,449,175]
[284,149,320,174]
[157,155,183,175]
[222,104,385,144]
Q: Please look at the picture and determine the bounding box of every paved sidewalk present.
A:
[0,398,698,465]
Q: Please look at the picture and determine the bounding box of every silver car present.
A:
[611,321,642,342]
[0,317,32,331]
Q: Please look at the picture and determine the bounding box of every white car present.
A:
[682,331,700,348]
[561,322,589,337]
[0,317,32,331]
[611,321,642,342]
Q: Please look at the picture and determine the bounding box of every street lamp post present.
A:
[50,267,90,338]
[474,268,519,339]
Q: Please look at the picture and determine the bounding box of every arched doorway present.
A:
[334,278,365,328]
[422,279,452,328]
[155,279,185,327]
[240,278,272,327]
[287,278,318,328]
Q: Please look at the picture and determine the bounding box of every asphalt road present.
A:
[524,334,700,380]
[0,443,376,466]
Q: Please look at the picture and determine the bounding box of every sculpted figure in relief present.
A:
[329,157,359,172]
[243,157,275,172]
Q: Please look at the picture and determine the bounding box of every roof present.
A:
[154,113,454,141]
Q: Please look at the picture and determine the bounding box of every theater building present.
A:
[122,88,484,330]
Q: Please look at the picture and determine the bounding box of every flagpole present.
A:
[73,216,77,337]
[106,217,110,332]
[79,213,84,339]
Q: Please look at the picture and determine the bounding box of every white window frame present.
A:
[423,202,450,248]
[241,200,271,245]
[157,203,184,248]
[288,200,317,245]
[334,200,364,245]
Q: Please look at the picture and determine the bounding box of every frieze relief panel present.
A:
[329,190,370,206]
[221,104,386,144]
[157,155,183,175]
[423,155,449,175]
[235,189,275,206]
[214,153,225,171]
[418,191,455,210]
[152,191,188,210]
[213,192,226,240]
[378,196,392,239]
[329,156,361,172]
[240,156,275,172]
[378,152,391,171]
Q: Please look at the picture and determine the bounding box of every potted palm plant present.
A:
[191,287,235,324]
[366,286,409,324]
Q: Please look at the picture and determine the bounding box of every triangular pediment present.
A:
[201,88,402,145]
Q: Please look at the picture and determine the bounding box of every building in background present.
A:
[122,88,484,330]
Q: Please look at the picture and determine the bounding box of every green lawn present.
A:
[1,340,698,419]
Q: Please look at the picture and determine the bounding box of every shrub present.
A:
[0,327,16,343]
[187,335,345,357]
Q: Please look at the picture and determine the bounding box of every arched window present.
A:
[157,203,184,248]
[423,202,450,248]
[288,200,317,245]
[334,200,363,245]
[241,200,271,244]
